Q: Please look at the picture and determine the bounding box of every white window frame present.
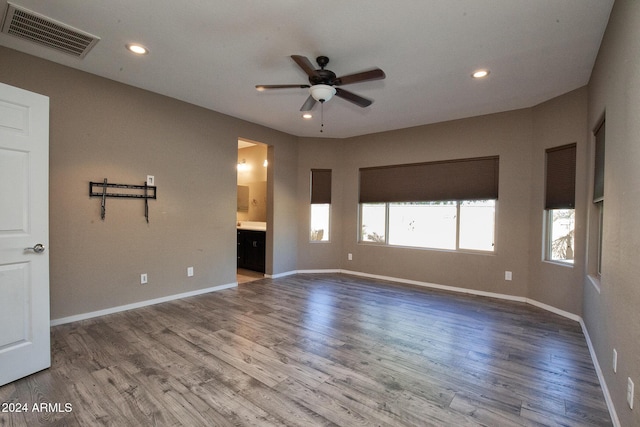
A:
[544,208,575,265]
[310,203,331,242]
[358,200,496,253]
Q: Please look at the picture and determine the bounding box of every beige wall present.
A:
[0,46,298,320]
[296,94,591,315]
[338,110,534,297]
[528,87,589,315]
[237,144,268,222]
[584,1,640,425]
[296,137,345,269]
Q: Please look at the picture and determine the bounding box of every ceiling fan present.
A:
[256,55,386,111]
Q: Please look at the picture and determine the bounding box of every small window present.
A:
[592,119,605,276]
[544,143,576,264]
[310,169,331,242]
[547,208,575,263]
[596,201,604,274]
[310,204,330,241]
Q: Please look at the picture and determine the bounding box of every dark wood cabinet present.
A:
[237,230,265,273]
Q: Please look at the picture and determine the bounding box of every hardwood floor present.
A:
[0,274,612,426]
[237,268,265,284]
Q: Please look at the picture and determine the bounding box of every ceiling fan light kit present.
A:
[309,84,336,103]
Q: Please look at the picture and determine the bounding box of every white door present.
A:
[0,82,50,386]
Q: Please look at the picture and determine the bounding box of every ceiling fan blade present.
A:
[291,55,320,78]
[256,84,310,90]
[300,95,317,111]
[335,88,373,108]
[334,68,386,86]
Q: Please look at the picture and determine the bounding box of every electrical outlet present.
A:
[187,266,194,277]
[348,253,353,261]
[628,377,635,409]
[613,349,617,373]
[505,271,513,281]
[140,273,148,284]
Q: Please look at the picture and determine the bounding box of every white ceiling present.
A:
[0,0,614,139]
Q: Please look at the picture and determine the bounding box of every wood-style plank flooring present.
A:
[0,274,612,426]
[237,268,265,284]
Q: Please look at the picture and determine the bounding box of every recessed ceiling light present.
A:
[126,43,149,55]
[472,69,490,79]
[302,113,312,119]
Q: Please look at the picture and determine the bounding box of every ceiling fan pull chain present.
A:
[320,101,324,133]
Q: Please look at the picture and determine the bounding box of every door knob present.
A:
[25,243,45,253]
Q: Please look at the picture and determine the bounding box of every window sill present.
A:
[587,274,602,294]
[543,259,575,268]
[358,241,496,256]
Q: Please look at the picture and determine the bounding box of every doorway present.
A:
[236,138,268,283]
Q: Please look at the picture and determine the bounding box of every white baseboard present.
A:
[579,319,620,427]
[50,282,238,326]
[523,297,581,322]
[341,268,529,302]
[297,269,342,275]
[264,270,298,279]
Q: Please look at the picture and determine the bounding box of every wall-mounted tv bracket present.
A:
[89,178,157,223]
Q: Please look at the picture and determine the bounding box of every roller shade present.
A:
[359,156,499,203]
[593,121,605,203]
[545,143,576,209]
[310,169,332,204]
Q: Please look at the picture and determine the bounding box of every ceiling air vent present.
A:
[1,3,100,58]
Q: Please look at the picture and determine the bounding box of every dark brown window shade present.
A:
[593,121,605,202]
[310,169,332,204]
[545,143,576,209]
[359,156,499,203]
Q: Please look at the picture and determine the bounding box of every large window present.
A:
[359,156,499,252]
[544,143,576,264]
[361,200,495,251]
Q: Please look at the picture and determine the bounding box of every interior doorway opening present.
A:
[236,138,268,283]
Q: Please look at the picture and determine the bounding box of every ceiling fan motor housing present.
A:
[309,69,337,85]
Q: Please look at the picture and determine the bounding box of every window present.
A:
[358,156,499,252]
[595,201,604,274]
[459,200,496,251]
[360,203,386,243]
[547,209,575,262]
[310,204,330,241]
[593,119,605,274]
[310,169,331,241]
[544,143,576,263]
[389,202,457,249]
[360,200,496,251]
